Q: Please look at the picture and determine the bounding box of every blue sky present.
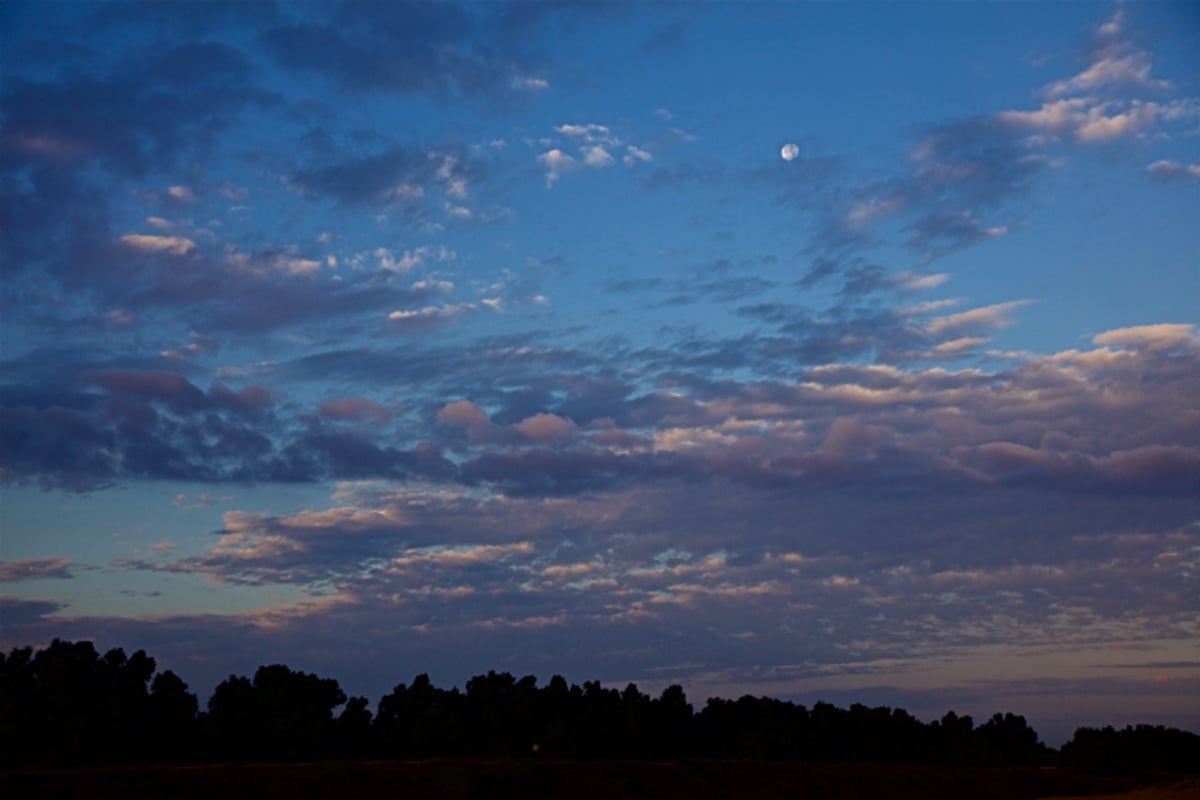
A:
[2,1,1198,743]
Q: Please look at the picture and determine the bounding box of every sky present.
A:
[1,1,1198,745]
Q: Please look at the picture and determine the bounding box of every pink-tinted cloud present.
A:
[437,399,491,428]
[514,412,577,442]
[0,557,74,582]
[318,397,395,424]
[1092,324,1197,351]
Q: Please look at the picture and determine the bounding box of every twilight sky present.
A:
[1,1,1198,744]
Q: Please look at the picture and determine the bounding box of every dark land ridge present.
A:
[2,639,1198,798]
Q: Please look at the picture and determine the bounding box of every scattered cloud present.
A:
[1,3,1196,736]
[1146,160,1200,183]
[387,303,479,330]
[291,146,481,222]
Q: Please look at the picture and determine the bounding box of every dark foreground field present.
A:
[4,760,1198,800]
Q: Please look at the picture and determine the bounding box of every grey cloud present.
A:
[258,3,531,99]
[73,480,1197,733]
[8,317,1196,497]
[0,44,268,178]
[92,0,283,32]
[12,227,433,336]
[0,367,450,489]
[824,117,1041,267]
[0,557,74,582]
[907,210,1009,261]
[0,596,68,627]
[459,448,701,496]
[290,144,482,215]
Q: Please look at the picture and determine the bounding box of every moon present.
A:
[781,142,799,161]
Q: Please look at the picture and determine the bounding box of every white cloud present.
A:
[903,298,962,316]
[224,247,320,275]
[929,337,991,358]
[388,303,475,323]
[581,145,615,167]
[556,123,613,142]
[998,98,1090,137]
[216,184,248,201]
[282,257,320,274]
[997,7,1196,148]
[375,245,452,272]
[1145,160,1200,183]
[623,145,653,166]
[1074,100,1164,143]
[896,273,951,292]
[1095,7,1125,40]
[538,148,577,186]
[383,182,424,204]
[1046,53,1171,99]
[392,541,535,568]
[167,185,195,203]
[925,300,1032,338]
[513,76,550,91]
[846,196,906,228]
[999,98,1191,145]
[412,279,455,293]
[1092,324,1197,351]
[118,234,196,255]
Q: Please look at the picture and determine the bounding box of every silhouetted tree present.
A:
[375,673,467,756]
[148,670,199,759]
[697,695,810,759]
[651,684,692,757]
[0,639,196,766]
[1061,724,1200,773]
[336,696,373,755]
[538,674,575,756]
[0,646,37,766]
[933,710,976,765]
[19,637,1200,771]
[206,664,345,760]
[974,712,1045,766]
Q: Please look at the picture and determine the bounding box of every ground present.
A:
[3,761,1197,799]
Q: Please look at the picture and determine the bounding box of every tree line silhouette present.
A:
[2,639,1197,772]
